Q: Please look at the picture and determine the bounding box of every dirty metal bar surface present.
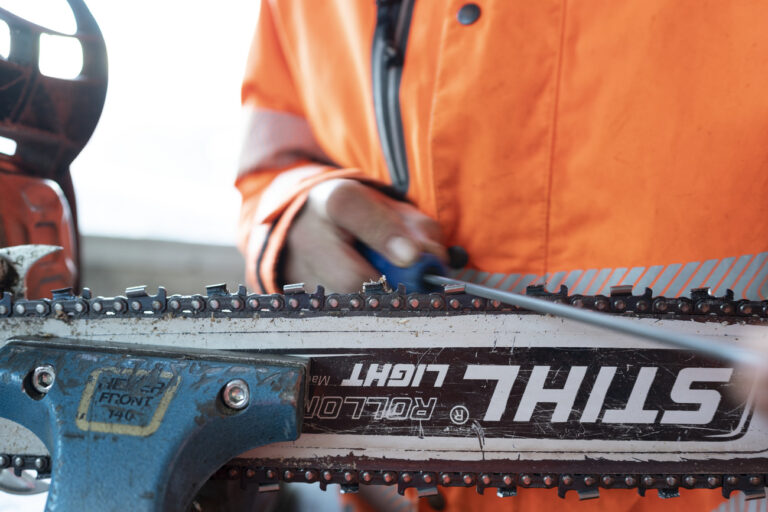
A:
[424,274,766,368]
[0,340,307,512]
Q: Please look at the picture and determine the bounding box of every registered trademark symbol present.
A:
[449,405,470,425]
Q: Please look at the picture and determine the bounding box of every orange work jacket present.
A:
[236,1,768,510]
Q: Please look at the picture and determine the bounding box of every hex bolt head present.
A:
[221,379,250,410]
[32,365,55,394]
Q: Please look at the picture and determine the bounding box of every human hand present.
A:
[282,179,447,292]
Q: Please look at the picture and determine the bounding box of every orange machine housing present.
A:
[0,169,77,299]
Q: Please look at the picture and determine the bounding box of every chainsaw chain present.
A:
[211,464,768,500]
[2,280,767,498]
[1,281,765,322]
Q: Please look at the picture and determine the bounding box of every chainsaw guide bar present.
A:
[1,280,767,503]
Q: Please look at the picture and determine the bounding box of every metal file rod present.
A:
[424,274,767,368]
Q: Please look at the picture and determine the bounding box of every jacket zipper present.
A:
[372,0,415,196]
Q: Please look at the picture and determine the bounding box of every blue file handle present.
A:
[356,242,447,293]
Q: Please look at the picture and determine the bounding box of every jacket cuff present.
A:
[244,168,382,293]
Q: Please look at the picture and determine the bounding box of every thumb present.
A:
[313,179,420,267]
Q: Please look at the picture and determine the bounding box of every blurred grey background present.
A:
[81,236,246,296]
